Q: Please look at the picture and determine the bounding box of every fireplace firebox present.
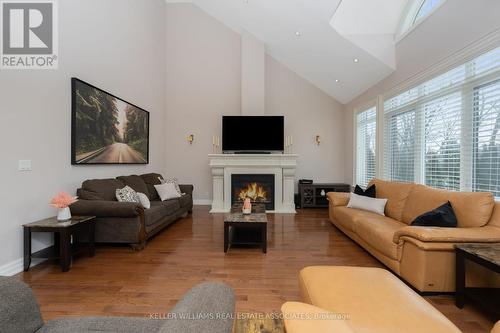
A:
[231,174,275,210]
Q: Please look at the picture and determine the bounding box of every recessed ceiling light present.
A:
[295,31,301,37]
[353,58,359,63]
[335,79,340,83]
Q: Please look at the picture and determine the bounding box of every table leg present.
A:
[23,227,31,271]
[59,230,72,272]
[455,250,465,308]
[262,224,267,254]
[224,224,229,253]
[88,221,95,257]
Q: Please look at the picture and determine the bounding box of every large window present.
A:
[473,79,500,196]
[356,106,376,187]
[383,47,500,194]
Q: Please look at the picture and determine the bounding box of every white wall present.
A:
[266,56,345,186]
[165,3,242,202]
[344,0,500,184]
[0,0,166,272]
[165,3,346,202]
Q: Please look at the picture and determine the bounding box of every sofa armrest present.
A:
[179,184,194,196]
[160,282,235,333]
[0,277,44,333]
[281,302,353,333]
[393,225,500,244]
[326,192,350,207]
[70,200,143,218]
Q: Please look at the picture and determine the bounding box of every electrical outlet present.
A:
[18,160,32,171]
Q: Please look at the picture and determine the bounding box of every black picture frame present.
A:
[71,78,150,165]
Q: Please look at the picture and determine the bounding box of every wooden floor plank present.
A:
[18,206,495,332]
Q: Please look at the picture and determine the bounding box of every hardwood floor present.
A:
[19,206,495,332]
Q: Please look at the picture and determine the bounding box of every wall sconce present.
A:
[315,135,321,145]
[187,134,194,145]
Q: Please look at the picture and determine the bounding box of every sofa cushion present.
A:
[333,207,363,232]
[117,175,150,198]
[368,179,415,222]
[355,215,406,260]
[402,184,449,224]
[77,189,104,201]
[448,191,494,228]
[81,179,125,201]
[140,173,163,200]
[333,207,385,233]
[145,200,182,227]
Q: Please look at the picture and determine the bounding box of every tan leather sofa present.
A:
[328,179,500,292]
[281,266,461,333]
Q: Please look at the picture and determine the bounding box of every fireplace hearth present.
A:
[231,174,275,210]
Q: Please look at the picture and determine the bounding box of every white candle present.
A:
[290,136,293,145]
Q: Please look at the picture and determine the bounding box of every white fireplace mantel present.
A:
[208,154,298,213]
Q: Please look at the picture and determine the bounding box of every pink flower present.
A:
[50,192,78,209]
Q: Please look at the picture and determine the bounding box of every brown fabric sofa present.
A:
[328,178,500,292]
[70,173,193,250]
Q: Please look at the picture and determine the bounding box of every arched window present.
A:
[412,0,441,25]
[397,0,446,40]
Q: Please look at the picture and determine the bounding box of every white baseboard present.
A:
[0,258,45,276]
[193,199,212,205]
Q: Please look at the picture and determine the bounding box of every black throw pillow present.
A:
[354,184,376,198]
[411,201,457,228]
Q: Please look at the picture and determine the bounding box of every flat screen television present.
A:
[222,116,284,153]
[71,78,149,165]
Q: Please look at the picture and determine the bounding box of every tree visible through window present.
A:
[473,80,500,197]
[424,93,461,191]
[356,107,376,187]
[383,47,500,196]
[389,111,415,182]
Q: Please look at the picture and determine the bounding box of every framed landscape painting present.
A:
[71,78,149,165]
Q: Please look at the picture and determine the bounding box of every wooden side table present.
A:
[455,243,500,317]
[225,204,268,254]
[299,183,351,208]
[23,216,96,272]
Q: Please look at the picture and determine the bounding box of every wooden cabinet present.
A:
[299,183,351,208]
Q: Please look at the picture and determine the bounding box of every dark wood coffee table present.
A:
[455,243,500,317]
[23,215,96,272]
[224,204,267,253]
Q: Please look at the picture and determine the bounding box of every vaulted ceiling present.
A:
[166,0,409,104]
[166,0,476,104]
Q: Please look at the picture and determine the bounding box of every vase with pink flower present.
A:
[242,197,252,215]
[50,192,78,222]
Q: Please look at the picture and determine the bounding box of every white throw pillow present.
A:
[137,192,151,209]
[347,192,387,216]
[154,182,182,201]
[158,177,182,195]
[116,186,139,203]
